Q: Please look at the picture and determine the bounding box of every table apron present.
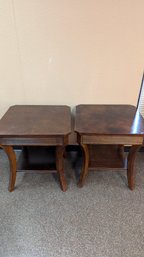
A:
[82,135,143,145]
[0,137,66,146]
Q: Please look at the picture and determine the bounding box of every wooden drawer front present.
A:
[82,135,143,145]
[0,137,64,146]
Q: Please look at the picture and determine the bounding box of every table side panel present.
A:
[0,136,67,146]
[82,135,143,145]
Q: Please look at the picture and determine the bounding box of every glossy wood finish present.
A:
[0,105,71,191]
[75,105,144,189]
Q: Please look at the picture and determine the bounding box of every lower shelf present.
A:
[17,146,57,173]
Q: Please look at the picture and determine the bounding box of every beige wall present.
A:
[0,0,144,117]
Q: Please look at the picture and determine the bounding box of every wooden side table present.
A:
[0,105,71,192]
[75,105,144,189]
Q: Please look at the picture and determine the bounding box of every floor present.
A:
[0,150,144,257]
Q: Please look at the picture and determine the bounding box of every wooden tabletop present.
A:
[0,105,71,137]
[75,105,144,136]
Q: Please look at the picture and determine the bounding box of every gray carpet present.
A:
[0,150,144,257]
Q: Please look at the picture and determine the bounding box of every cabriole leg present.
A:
[78,143,89,187]
[56,146,67,192]
[127,145,141,190]
[2,146,17,192]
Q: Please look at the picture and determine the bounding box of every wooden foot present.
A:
[2,146,17,192]
[56,146,67,192]
[78,143,89,187]
[127,145,141,190]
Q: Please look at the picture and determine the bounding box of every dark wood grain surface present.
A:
[75,105,144,136]
[0,105,71,137]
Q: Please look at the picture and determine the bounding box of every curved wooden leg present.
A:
[56,146,67,192]
[127,145,141,190]
[117,145,125,158]
[78,143,89,187]
[2,146,17,192]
